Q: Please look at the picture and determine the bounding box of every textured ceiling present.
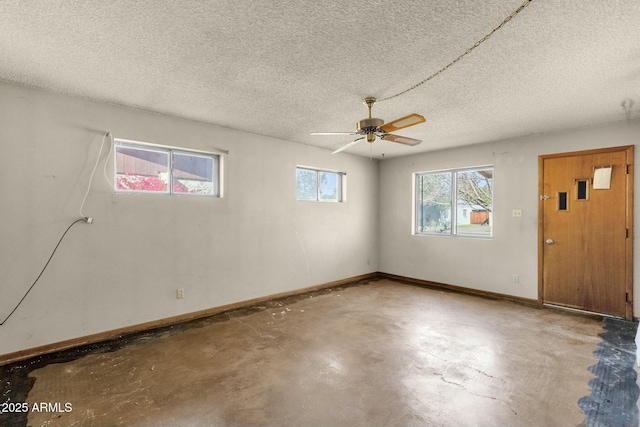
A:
[1,0,639,158]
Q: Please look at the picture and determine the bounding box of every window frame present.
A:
[296,166,345,202]
[114,139,221,197]
[414,166,494,238]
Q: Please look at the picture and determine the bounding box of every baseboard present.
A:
[0,273,378,366]
[377,272,540,307]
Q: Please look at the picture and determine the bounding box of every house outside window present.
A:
[114,139,220,196]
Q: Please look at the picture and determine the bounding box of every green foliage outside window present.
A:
[416,167,493,236]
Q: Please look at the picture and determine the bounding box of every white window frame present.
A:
[114,139,221,197]
[296,166,345,202]
[414,166,493,238]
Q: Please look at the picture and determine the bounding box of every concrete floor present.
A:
[3,279,613,426]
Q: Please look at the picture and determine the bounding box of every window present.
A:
[296,167,344,202]
[114,140,220,196]
[415,167,493,237]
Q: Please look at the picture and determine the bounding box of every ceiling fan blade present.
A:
[332,137,365,154]
[380,133,422,146]
[379,114,425,133]
[311,132,356,136]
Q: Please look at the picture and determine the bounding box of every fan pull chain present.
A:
[378,0,534,103]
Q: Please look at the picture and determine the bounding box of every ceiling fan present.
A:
[311,97,426,154]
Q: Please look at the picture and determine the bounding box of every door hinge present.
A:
[626,229,630,238]
[626,292,630,302]
[626,164,630,174]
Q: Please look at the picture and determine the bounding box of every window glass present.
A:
[416,167,493,237]
[319,172,340,201]
[577,180,588,200]
[296,168,318,201]
[456,169,493,236]
[115,140,219,196]
[172,152,215,195]
[416,172,452,234]
[296,167,343,202]
[115,145,170,193]
[558,192,568,211]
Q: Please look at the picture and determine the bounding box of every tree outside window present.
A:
[416,167,493,237]
[296,167,343,202]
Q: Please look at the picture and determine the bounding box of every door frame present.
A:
[538,145,634,319]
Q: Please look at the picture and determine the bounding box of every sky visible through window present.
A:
[296,167,342,202]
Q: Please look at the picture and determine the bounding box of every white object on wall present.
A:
[593,167,612,190]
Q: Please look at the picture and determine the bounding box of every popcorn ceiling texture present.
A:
[1,0,639,157]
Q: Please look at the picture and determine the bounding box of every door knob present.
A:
[545,239,554,244]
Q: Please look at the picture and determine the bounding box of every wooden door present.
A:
[539,146,633,318]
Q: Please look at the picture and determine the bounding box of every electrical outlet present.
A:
[512,275,520,284]
[512,209,522,218]
[177,288,184,299]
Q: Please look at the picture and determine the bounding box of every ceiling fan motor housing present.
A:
[357,117,384,142]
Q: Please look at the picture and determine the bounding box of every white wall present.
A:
[379,122,640,311]
[0,82,379,356]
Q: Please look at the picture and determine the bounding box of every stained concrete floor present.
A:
[0,279,623,426]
